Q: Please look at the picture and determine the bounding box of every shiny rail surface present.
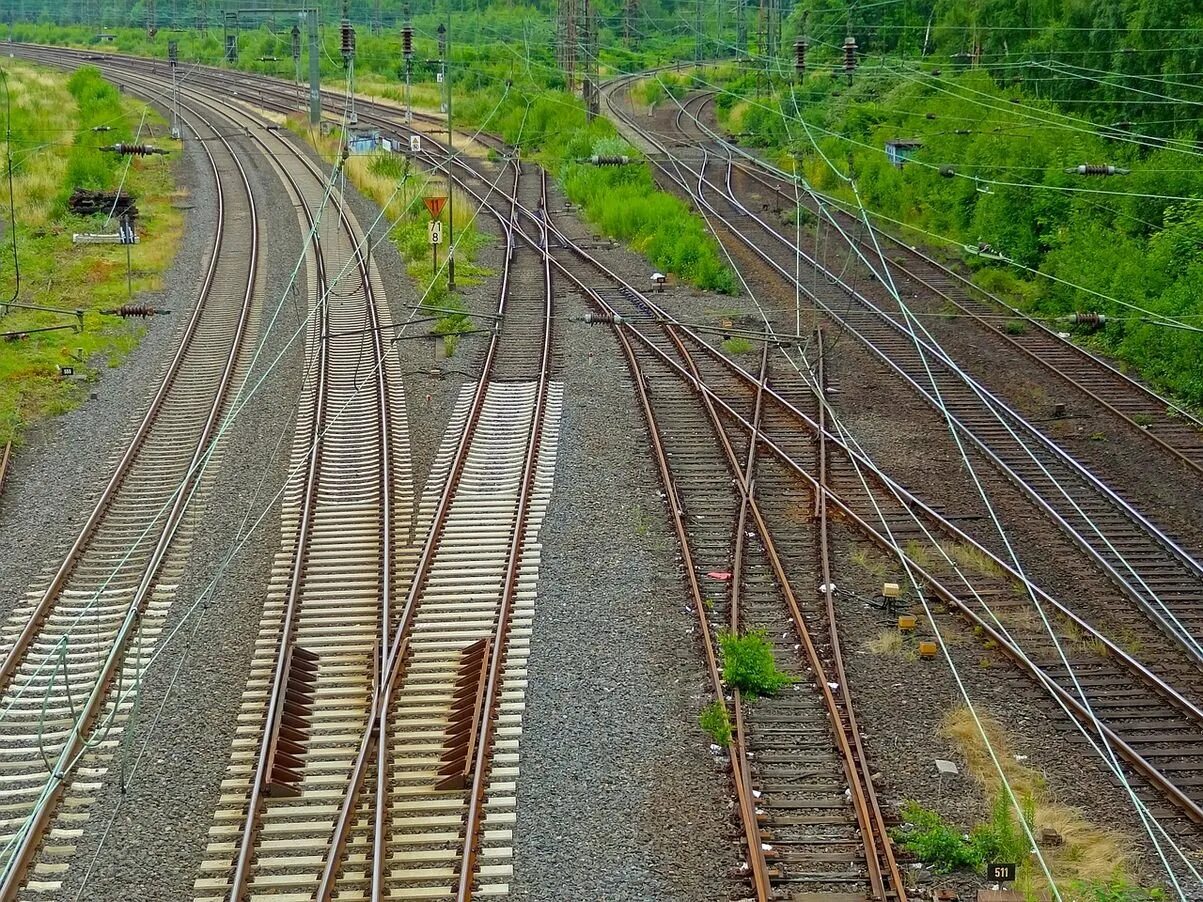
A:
[0,56,261,897]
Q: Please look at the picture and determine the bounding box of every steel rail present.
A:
[408,141,771,899]
[0,68,256,695]
[455,165,554,902]
[104,50,397,897]
[306,65,1203,843]
[0,65,261,899]
[98,53,1203,872]
[607,310,774,902]
[813,327,904,898]
[405,122,1203,879]
[647,85,1203,659]
[226,137,337,902]
[611,92,1203,663]
[665,324,902,900]
[457,127,1203,743]
[314,158,524,898]
[167,81,400,898]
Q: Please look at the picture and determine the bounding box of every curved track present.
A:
[603,78,1203,670]
[9,46,1203,899]
[0,67,262,896]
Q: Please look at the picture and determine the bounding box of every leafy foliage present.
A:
[719,629,795,696]
[698,700,732,745]
[894,796,1031,876]
[717,64,1203,406]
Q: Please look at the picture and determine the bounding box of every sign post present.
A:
[428,219,443,271]
[424,196,447,276]
[987,863,1017,884]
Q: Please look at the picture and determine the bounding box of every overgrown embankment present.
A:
[709,64,1203,406]
[458,85,736,294]
[0,63,182,445]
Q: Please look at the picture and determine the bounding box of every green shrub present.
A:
[719,629,794,696]
[968,793,1031,868]
[893,803,981,874]
[699,700,732,746]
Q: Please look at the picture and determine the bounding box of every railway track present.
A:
[0,71,263,896]
[677,91,1203,476]
[10,46,1203,897]
[603,79,1203,669]
[327,80,1203,889]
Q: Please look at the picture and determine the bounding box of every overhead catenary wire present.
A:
[642,82,1203,890]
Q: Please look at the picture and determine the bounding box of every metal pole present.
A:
[308,9,320,126]
[444,19,455,292]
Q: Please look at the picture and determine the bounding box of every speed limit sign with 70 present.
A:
[428,220,443,245]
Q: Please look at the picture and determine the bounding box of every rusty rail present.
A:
[0,441,10,498]
[814,328,908,898]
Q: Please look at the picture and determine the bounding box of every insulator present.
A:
[843,36,857,74]
[584,310,623,324]
[101,143,168,156]
[341,21,356,60]
[402,25,413,58]
[939,166,955,178]
[954,128,970,135]
[925,112,936,120]
[102,304,170,318]
[1068,164,1128,176]
[930,68,941,76]
[1069,311,1106,327]
[793,37,807,76]
[291,25,301,60]
[589,155,631,166]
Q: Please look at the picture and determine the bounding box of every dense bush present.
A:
[61,68,129,201]
[719,629,795,696]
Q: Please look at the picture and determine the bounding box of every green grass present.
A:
[721,336,754,354]
[893,796,1031,876]
[718,629,794,697]
[0,63,182,445]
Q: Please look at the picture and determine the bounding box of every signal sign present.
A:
[409,134,422,153]
[428,220,443,245]
[424,196,447,219]
[987,863,1017,883]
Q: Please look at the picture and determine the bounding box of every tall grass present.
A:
[0,61,181,445]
